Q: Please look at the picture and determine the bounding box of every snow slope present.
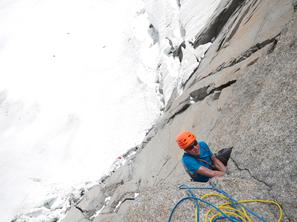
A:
[0,0,221,221]
[0,0,162,220]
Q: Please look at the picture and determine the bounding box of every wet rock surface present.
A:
[61,0,297,221]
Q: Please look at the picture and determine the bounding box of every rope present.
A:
[168,184,283,222]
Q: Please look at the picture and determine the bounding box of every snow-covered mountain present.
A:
[0,0,220,221]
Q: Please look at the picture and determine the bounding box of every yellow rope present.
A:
[200,193,283,222]
[195,207,198,222]
[211,211,247,221]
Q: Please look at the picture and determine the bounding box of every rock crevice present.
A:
[198,36,279,83]
[230,157,272,190]
[193,0,245,47]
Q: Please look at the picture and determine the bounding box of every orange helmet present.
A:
[176,131,196,149]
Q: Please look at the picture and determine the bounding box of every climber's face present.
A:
[185,140,200,156]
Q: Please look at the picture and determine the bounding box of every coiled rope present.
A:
[168,184,283,222]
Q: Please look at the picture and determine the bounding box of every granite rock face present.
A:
[209,15,297,220]
[61,0,297,221]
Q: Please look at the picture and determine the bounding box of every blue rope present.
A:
[167,195,239,222]
[186,188,200,222]
[168,184,268,222]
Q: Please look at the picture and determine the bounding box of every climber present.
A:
[176,131,232,182]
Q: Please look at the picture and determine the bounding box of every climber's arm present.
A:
[196,166,225,178]
[211,155,227,173]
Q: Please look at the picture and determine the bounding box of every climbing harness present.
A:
[168,184,283,222]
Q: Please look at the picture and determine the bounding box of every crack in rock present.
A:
[74,205,94,220]
[167,103,191,122]
[113,197,135,213]
[190,80,237,103]
[293,0,297,12]
[226,37,279,67]
[168,80,237,122]
[98,192,137,215]
[74,206,84,214]
[193,0,245,48]
[189,85,209,102]
[111,192,137,213]
[231,157,272,190]
[182,62,202,90]
[208,80,237,95]
[155,162,180,186]
[218,37,279,70]
[164,162,179,182]
[199,36,279,82]
[74,205,99,220]
[218,1,253,51]
[102,181,125,198]
[155,158,170,180]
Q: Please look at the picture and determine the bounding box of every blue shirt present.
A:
[182,140,214,182]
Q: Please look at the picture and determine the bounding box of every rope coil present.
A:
[168,184,283,222]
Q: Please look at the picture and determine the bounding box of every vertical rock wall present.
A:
[61,0,297,221]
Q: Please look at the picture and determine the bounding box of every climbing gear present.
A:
[168,184,283,222]
[176,131,197,149]
[193,148,232,170]
[215,147,233,166]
